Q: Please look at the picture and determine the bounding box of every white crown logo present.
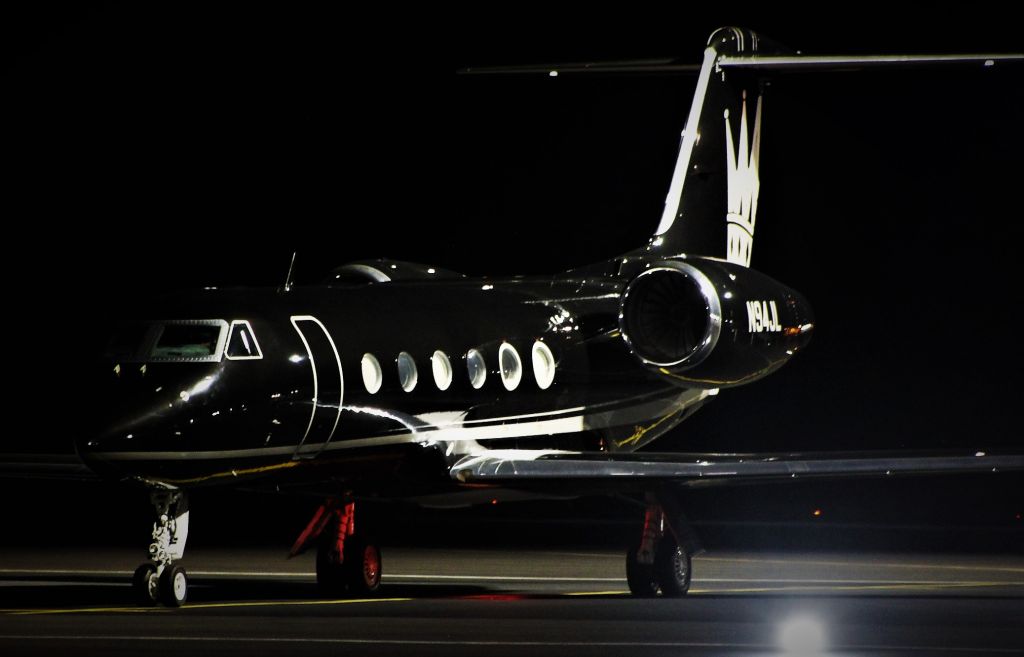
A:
[725,91,762,267]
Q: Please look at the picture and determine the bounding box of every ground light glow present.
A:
[778,614,827,655]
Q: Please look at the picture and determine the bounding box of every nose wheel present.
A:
[132,490,190,607]
[132,563,159,605]
[159,564,189,607]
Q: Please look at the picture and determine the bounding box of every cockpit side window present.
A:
[104,323,151,361]
[225,320,263,360]
[148,320,228,362]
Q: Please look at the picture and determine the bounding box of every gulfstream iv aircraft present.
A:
[11,27,1023,607]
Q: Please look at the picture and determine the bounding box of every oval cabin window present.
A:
[532,341,556,389]
[499,343,522,391]
[432,350,453,391]
[361,353,383,394]
[466,349,487,389]
[397,352,418,392]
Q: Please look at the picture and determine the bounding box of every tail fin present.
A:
[649,28,788,267]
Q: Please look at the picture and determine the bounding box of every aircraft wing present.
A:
[0,453,100,481]
[451,449,1024,489]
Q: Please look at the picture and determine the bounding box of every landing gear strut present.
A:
[291,497,382,597]
[626,492,697,597]
[132,489,190,607]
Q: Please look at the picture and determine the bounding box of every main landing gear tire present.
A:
[345,537,382,596]
[316,536,383,597]
[159,564,189,607]
[316,539,347,597]
[625,546,658,597]
[654,536,691,597]
[132,563,159,606]
[626,537,692,597]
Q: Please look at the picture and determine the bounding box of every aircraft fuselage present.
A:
[80,255,812,496]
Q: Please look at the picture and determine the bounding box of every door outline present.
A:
[289,315,343,458]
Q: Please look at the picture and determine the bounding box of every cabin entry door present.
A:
[289,315,343,459]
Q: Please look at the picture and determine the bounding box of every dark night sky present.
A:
[4,4,1023,458]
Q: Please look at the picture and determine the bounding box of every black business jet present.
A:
[7,27,1023,607]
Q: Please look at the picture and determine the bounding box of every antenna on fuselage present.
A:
[283,251,297,292]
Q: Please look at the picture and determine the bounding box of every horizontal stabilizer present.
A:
[458,59,701,76]
[459,54,1023,77]
[718,53,1024,71]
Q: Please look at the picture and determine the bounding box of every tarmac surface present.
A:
[0,546,1021,656]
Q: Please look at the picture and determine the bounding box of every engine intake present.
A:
[619,262,721,369]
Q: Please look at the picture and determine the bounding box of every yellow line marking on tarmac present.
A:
[2,579,1015,615]
[3,597,412,616]
[545,552,623,559]
[4,574,1020,614]
[698,556,1024,574]
[178,597,413,611]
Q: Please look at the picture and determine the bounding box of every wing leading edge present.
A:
[0,453,100,481]
[451,449,1024,489]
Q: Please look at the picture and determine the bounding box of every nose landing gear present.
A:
[132,490,190,607]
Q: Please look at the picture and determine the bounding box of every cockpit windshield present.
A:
[104,320,229,363]
[151,324,224,360]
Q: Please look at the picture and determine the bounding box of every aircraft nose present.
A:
[79,362,225,461]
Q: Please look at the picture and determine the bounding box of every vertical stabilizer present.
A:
[647,27,788,266]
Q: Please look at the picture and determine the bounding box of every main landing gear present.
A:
[626,493,699,597]
[132,490,190,607]
[290,497,382,597]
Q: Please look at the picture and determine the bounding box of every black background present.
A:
[3,4,1021,548]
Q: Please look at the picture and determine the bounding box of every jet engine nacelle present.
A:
[619,258,813,388]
